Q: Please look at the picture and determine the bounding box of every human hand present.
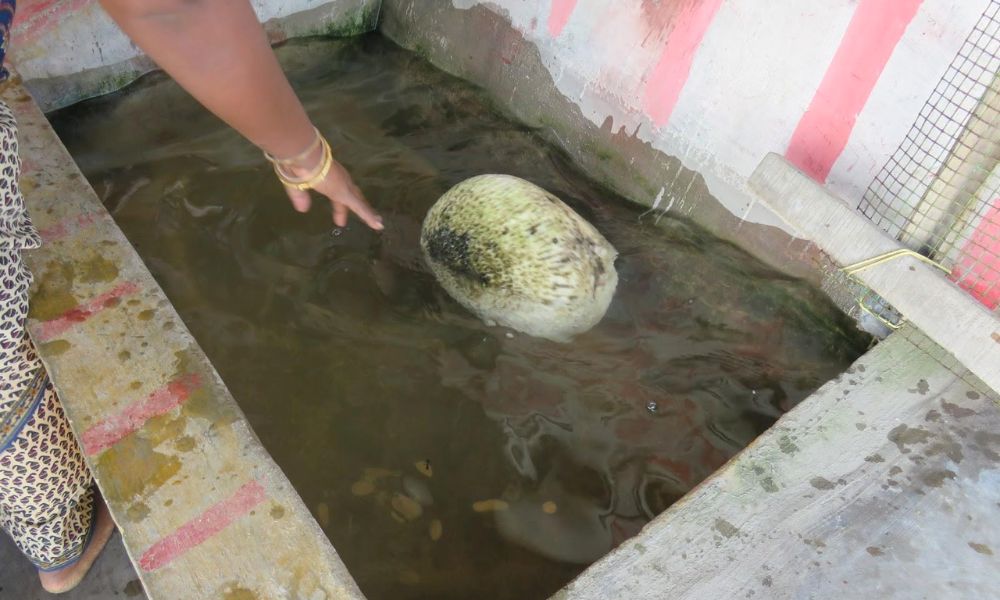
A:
[276,137,383,231]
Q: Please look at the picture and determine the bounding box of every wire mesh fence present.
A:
[858,0,1000,310]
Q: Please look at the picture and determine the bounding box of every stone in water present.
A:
[421,175,618,342]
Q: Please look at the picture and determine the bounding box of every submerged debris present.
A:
[472,499,510,513]
[429,519,443,541]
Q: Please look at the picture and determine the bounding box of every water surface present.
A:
[51,34,870,600]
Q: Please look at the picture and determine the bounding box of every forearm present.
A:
[99,0,314,157]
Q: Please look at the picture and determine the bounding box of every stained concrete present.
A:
[0,533,145,600]
[554,325,1000,599]
[4,76,365,598]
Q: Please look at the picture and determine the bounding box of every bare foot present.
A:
[39,492,117,594]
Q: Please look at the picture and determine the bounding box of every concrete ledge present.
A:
[749,153,1000,395]
[555,325,1000,599]
[6,78,364,599]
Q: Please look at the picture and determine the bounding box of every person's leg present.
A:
[0,332,115,593]
[0,99,115,593]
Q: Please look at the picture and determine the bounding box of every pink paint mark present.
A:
[547,0,578,37]
[12,0,95,44]
[80,374,203,455]
[785,0,923,182]
[951,199,1000,309]
[138,480,267,572]
[642,0,724,127]
[35,281,140,341]
[38,212,101,243]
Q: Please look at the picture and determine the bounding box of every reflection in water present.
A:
[51,34,870,600]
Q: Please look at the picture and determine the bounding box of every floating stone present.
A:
[351,480,375,496]
[429,519,443,541]
[315,502,330,527]
[391,493,424,521]
[421,175,618,342]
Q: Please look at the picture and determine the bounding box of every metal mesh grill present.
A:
[858,1,1000,310]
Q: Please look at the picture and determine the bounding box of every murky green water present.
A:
[51,34,870,600]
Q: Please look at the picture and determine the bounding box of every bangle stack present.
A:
[263,128,334,191]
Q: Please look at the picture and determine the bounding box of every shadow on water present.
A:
[50,34,871,600]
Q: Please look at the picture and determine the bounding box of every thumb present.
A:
[285,186,312,213]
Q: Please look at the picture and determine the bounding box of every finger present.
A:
[333,201,349,228]
[285,186,311,213]
[344,188,384,231]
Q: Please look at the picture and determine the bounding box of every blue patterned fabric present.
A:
[0,0,14,81]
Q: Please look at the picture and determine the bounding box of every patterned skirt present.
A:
[0,100,96,571]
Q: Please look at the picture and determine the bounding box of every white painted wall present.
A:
[451,0,988,224]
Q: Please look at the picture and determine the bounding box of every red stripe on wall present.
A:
[548,0,579,37]
[642,0,724,128]
[952,198,1000,309]
[81,374,203,455]
[785,0,923,182]
[138,480,267,572]
[35,281,140,341]
[38,212,100,243]
[12,0,94,43]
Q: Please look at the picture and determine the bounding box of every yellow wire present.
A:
[841,249,949,276]
[841,249,950,331]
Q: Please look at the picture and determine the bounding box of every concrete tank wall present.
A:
[391,0,984,231]
[10,0,382,110]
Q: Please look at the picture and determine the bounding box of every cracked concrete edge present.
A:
[553,325,1000,599]
[5,77,365,599]
[749,153,1000,395]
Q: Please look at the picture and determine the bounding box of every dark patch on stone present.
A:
[972,431,1000,462]
[810,477,835,490]
[908,379,930,395]
[968,542,993,555]
[925,410,941,422]
[714,518,740,538]
[762,576,773,587]
[941,401,975,419]
[966,390,981,400]
[888,466,902,476]
[864,454,885,463]
[866,546,884,557]
[778,435,799,454]
[760,477,778,493]
[856,422,867,430]
[920,469,956,487]
[424,227,490,285]
[888,424,932,454]
[925,435,963,463]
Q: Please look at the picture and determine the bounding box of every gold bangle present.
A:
[274,136,333,191]
[263,127,322,165]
